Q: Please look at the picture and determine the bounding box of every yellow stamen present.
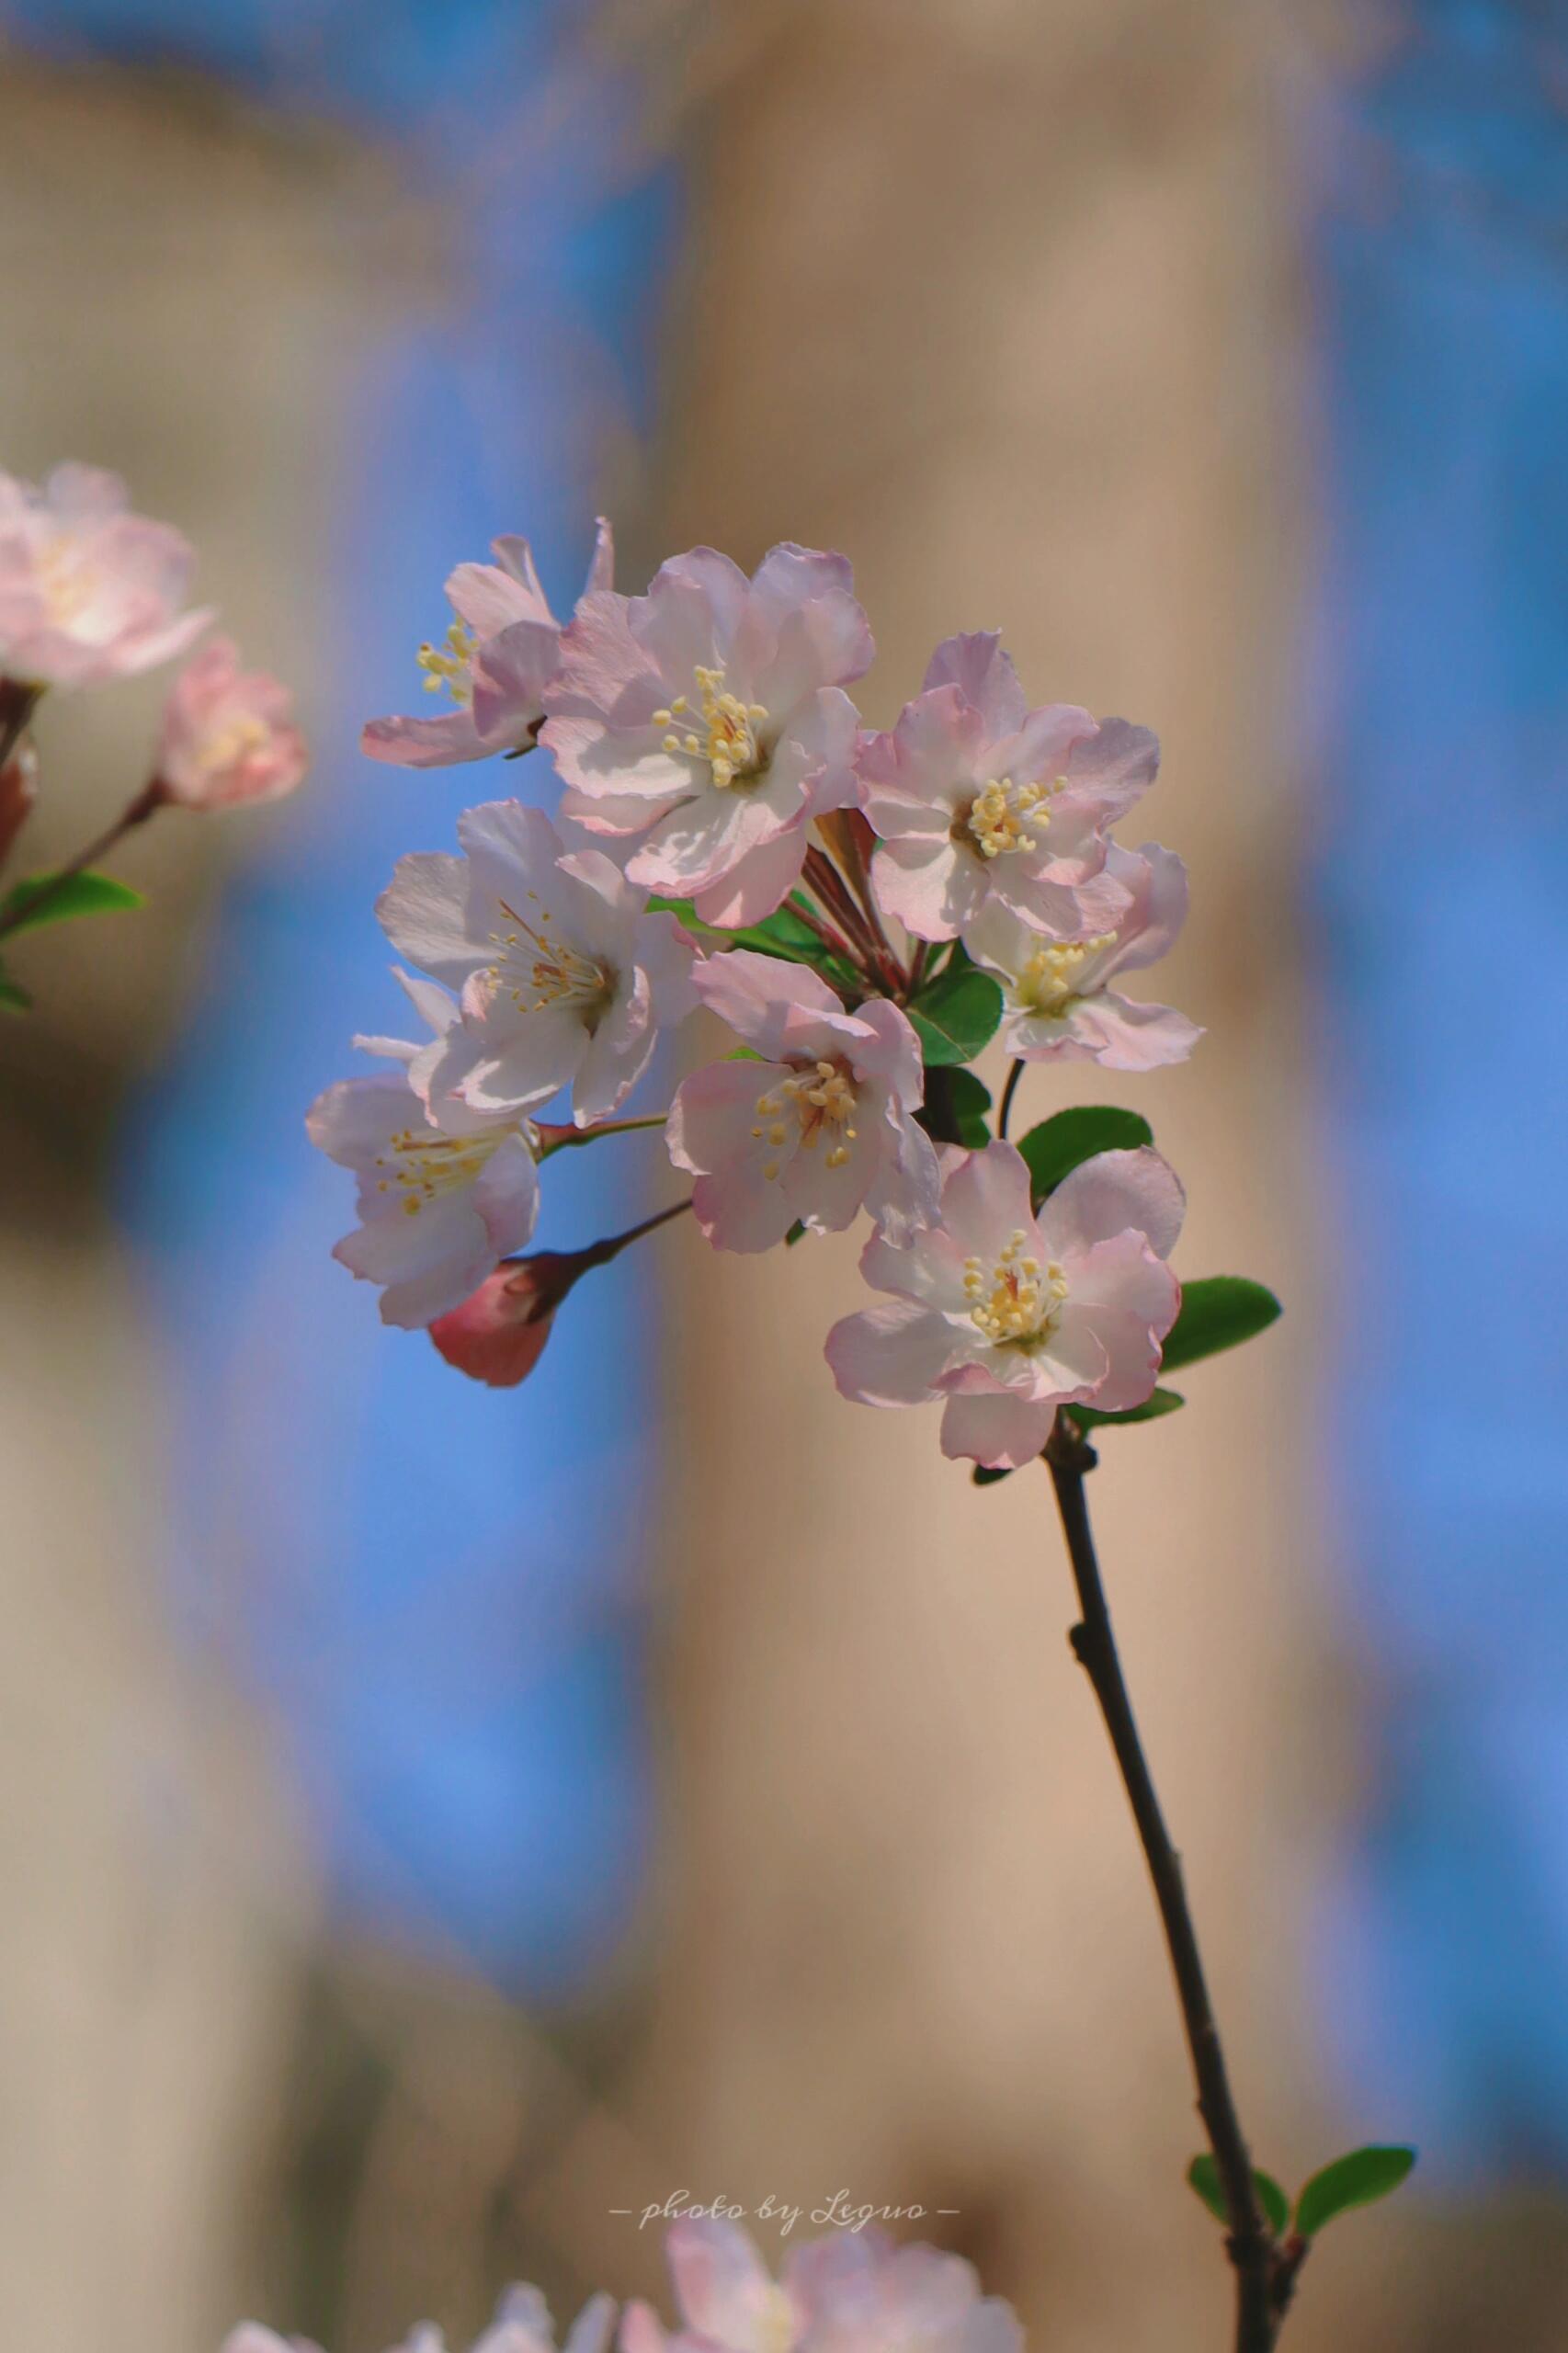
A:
[963,1233,1069,1347]
[1015,932,1116,1016]
[416,618,478,706]
[662,662,769,791]
[964,775,1062,859]
[753,1058,858,1177]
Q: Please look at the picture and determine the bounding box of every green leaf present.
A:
[907,947,1003,1066]
[1016,1106,1153,1205]
[1294,2146,1415,2239]
[649,892,858,995]
[1067,1387,1185,1432]
[1,870,144,937]
[1187,2156,1291,2237]
[1162,1276,1282,1374]
[0,965,30,1013]
[917,1067,992,1149]
[784,1220,807,1246]
[971,1463,1016,1488]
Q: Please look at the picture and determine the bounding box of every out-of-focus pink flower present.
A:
[363,520,612,768]
[0,739,38,866]
[858,632,1155,943]
[666,949,938,1252]
[826,1137,1184,1467]
[621,2218,1022,2353]
[378,800,698,1126]
[153,635,307,809]
[428,1255,572,1386]
[306,973,540,1328]
[0,462,210,688]
[542,543,871,926]
[963,841,1200,1070]
[223,2285,616,2353]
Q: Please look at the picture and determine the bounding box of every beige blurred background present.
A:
[0,7,1562,2353]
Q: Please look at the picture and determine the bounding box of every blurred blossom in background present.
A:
[1,6,1566,2353]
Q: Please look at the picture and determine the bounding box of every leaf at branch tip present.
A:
[0,870,144,937]
[1066,1387,1185,1432]
[1294,2146,1415,2239]
[1186,2155,1290,2237]
[1160,1276,1282,1374]
[907,946,1003,1066]
[1017,1106,1153,1204]
[917,1066,992,1149]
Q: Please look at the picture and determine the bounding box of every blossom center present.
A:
[963,1230,1068,1347]
[417,619,478,706]
[199,710,271,774]
[653,664,769,790]
[1015,933,1115,1015]
[38,534,95,628]
[961,776,1061,860]
[750,1058,858,1180]
[488,894,614,1023]
[376,1124,514,1216]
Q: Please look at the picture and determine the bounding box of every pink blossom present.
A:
[223,2287,616,2353]
[363,519,612,768]
[307,973,540,1328]
[378,801,698,1126]
[858,632,1155,943]
[963,842,1200,1071]
[826,1137,1184,1467]
[153,635,307,809]
[666,950,939,1252]
[620,2218,1021,2353]
[0,462,210,688]
[428,1256,569,1386]
[541,543,871,926]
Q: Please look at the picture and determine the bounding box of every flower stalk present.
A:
[1043,1412,1285,2353]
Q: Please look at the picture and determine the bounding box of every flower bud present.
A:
[427,1253,577,1387]
[0,740,38,869]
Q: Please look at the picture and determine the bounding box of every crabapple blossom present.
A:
[963,842,1200,1071]
[826,1137,1184,1468]
[858,631,1156,943]
[378,801,698,1126]
[223,2285,617,2353]
[306,973,540,1328]
[541,543,871,926]
[665,949,938,1251]
[428,1254,572,1386]
[619,2217,1022,2353]
[153,634,307,809]
[363,518,612,768]
[0,462,210,688]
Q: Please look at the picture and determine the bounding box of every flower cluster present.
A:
[226,2218,1022,2353]
[314,531,1203,1468]
[0,461,306,1004]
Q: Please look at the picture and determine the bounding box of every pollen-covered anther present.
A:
[664,663,768,790]
[1016,931,1117,1015]
[753,1058,858,1176]
[416,618,478,704]
[484,896,612,1018]
[965,774,1060,859]
[376,1125,511,1214]
[965,1231,1069,1346]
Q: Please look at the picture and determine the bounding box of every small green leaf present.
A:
[918,1067,991,1149]
[0,965,31,1013]
[1067,1387,1185,1432]
[650,892,858,994]
[971,1463,1016,1488]
[907,947,1003,1066]
[1294,2146,1415,2239]
[1017,1106,1153,1205]
[1161,1276,1282,1374]
[1,870,144,937]
[784,1220,807,1246]
[1187,2156,1290,2237]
